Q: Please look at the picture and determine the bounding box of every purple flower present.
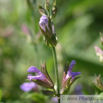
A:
[39,15,58,46]
[27,63,54,88]
[20,82,36,92]
[61,60,81,94]
[28,66,46,80]
[65,60,81,81]
[39,15,49,32]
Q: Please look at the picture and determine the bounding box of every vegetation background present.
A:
[0,0,103,102]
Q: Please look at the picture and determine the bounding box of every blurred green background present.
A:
[0,0,103,103]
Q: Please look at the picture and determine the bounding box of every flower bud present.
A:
[39,15,58,46]
[45,0,50,11]
[52,6,57,18]
[38,4,47,16]
[51,0,57,18]
[93,74,103,91]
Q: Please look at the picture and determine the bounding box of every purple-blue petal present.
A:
[39,20,46,31]
[20,82,36,92]
[71,72,81,77]
[27,66,46,81]
[39,15,49,32]
[28,66,41,74]
[40,15,48,23]
[66,71,81,80]
[69,60,76,72]
[28,74,46,81]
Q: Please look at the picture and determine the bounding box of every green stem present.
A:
[52,46,60,103]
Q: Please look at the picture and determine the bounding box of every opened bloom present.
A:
[63,60,81,82]
[20,82,37,92]
[27,63,54,88]
[28,66,45,80]
[61,60,81,94]
[65,60,81,81]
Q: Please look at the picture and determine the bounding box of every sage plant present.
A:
[22,0,81,103]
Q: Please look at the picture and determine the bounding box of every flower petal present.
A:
[69,60,76,72]
[71,72,81,77]
[28,66,42,74]
[40,15,48,23]
[28,74,46,81]
[39,20,46,31]
[20,82,36,92]
[66,71,81,80]
[28,66,46,81]
[71,72,81,81]
[39,15,49,32]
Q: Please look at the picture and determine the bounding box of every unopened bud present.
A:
[39,15,58,46]
[45,0,50,11]
[52,6,57,18]
[39,4,47,16]
[93,74,103,91]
